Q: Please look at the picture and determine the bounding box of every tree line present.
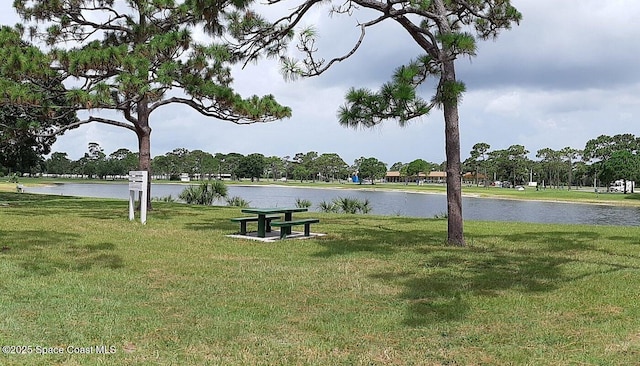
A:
[17,132,638,189]
[36,144,384,183]
[463,134,640,189]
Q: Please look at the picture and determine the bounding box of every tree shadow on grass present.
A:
[180,206,248,231]
[184,220,239,232]
[373,247,573,325]
[311,216,448,257]
[314,222,640,327]
[0,192,81,205]
[493,230,600,252]
[412,232,639,326]
[1,192,215,222]
[6,202,128,221]
[1,230,124,276]
[495,230,640,263]
[2,193,129,220]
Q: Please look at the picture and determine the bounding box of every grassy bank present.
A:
[1,192,639,365]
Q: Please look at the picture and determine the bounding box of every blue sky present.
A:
[2,1,639,166]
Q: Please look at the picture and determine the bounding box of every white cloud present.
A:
[484,91,523,117]
[3,1,640,165]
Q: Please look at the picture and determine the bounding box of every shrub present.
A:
[295,198,312,208]
[333,197,359,214]
[358,198,372,214]
[152,195,177,202]
[179,180,228,205]
[319,197,372,214]
[333,196,372,214]
[433,211,448,219]
[226,196,250,207]
[318,200,338,213]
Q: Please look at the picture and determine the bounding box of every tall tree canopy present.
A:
[583,134,640,187]
[406,159,432,183]
[600,150,640,193]
[235,0,521,245]
[467,142,490,187]
[356,157,387,184]
[0,27,78,174]
[536,147,563,188]
[0,104,51,174]
[583,134,640,163]
[9,0,291,202]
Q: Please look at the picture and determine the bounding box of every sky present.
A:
[2,1,639,166]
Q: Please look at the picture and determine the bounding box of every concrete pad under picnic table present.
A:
[226,230,326,242]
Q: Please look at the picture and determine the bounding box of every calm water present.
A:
[23,182,640,226]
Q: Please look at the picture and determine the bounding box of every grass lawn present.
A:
[1,191,640,365]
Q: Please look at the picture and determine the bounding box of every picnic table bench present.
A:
[235,207,315,238]
[270,218,320,239]
[230,214,281,235]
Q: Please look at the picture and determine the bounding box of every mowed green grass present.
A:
[1,192,640,365]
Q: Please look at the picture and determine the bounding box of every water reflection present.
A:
[23,183,640,226]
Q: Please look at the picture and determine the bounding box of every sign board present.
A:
[128,170,148,224]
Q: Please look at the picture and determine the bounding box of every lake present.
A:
[23,182,640,226]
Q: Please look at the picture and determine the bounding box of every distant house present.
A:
[462,172,488,184]
[426,171,446,183]
[385,171,445,183]
[385,171,402,183]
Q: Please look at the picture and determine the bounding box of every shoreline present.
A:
[6,179,640,208]
[235,183,637,207]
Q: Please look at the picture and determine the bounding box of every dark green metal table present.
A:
[240,207,309,237]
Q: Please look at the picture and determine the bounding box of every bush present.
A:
[318,200,338,213]
[433,211,448,219]
[333,197,359,214]
[295,198,312,208]
[179,180,228,205]
[358,198,372,214]
[226,196,250,207]
[152,195,177,203]
[318,197,372,214]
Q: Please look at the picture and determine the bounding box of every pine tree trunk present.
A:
[137,128,152,209]
[136,101,153,210]
[442,61,465,246]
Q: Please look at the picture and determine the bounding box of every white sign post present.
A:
[128,170,148,224]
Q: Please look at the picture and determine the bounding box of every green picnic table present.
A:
[240,207,309,238]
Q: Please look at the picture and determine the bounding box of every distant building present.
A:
[385,171,446,183]
[385,171,402,183]
[427,171,446,183]
[462,172,488,184]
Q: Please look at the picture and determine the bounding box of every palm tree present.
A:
[179,180,228,205]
